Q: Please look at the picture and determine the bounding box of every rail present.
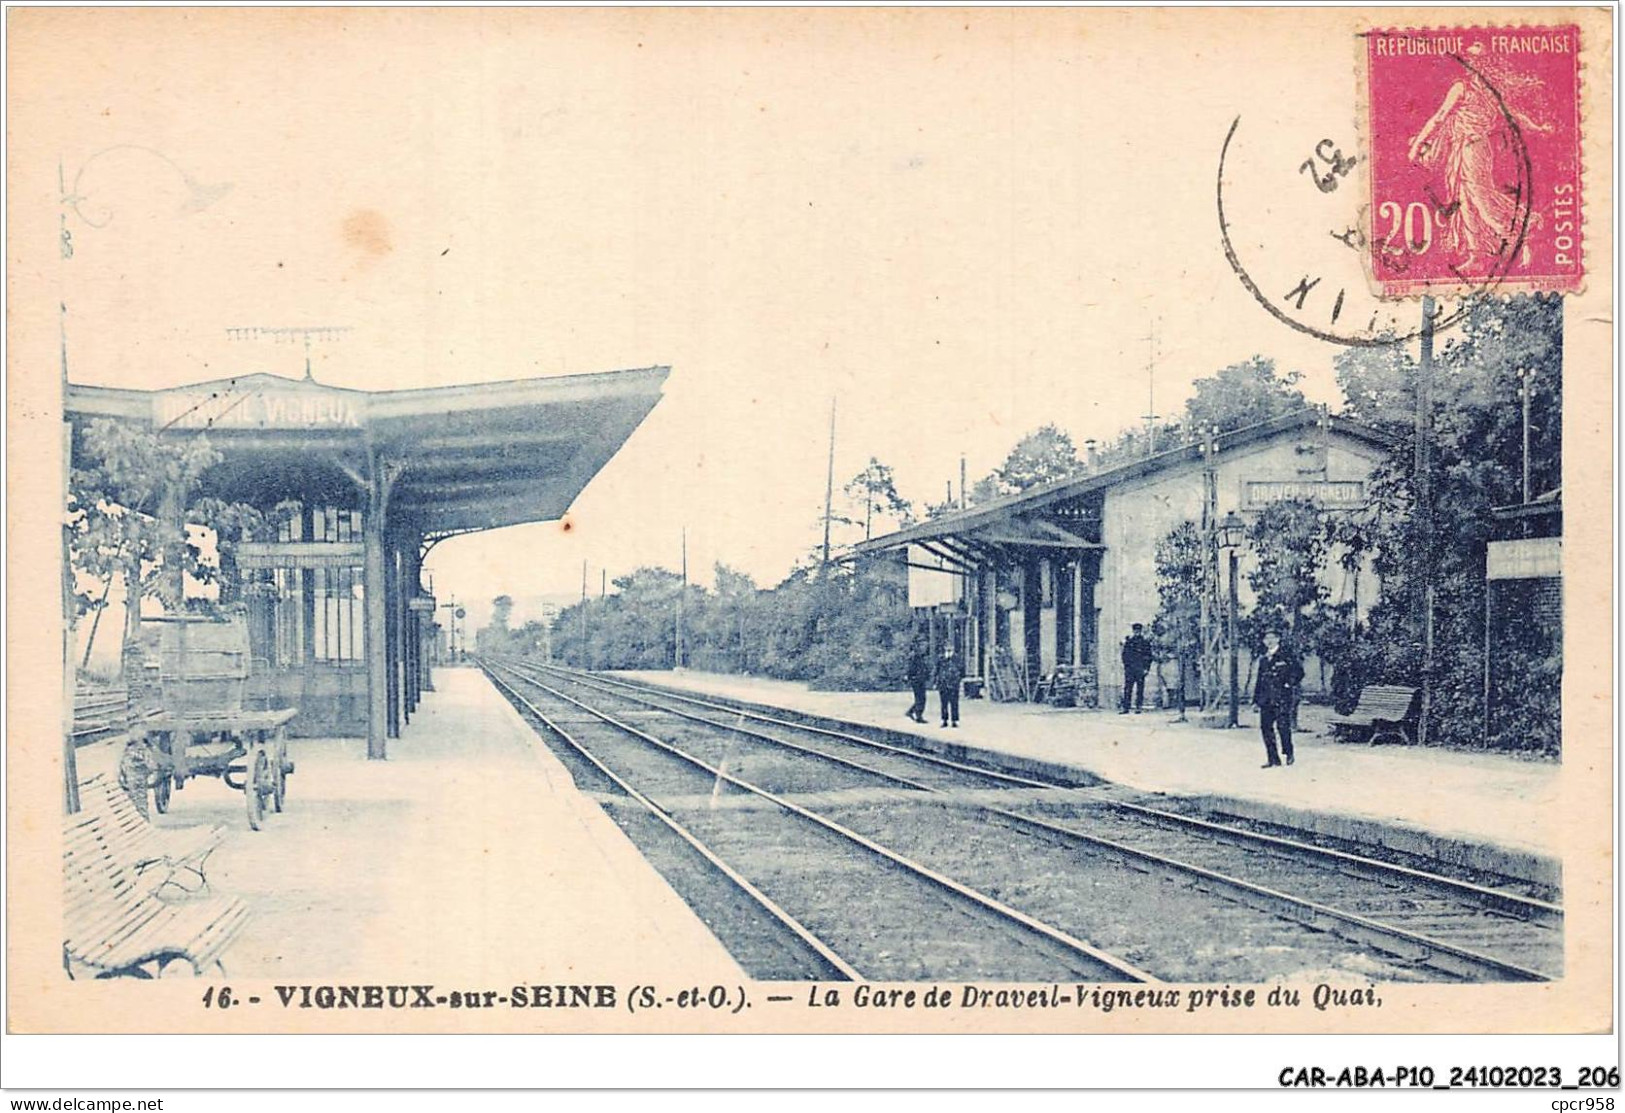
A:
[501,658,1559,983]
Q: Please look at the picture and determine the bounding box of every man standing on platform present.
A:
[934,644,964,728]
[1119,623,1153,714]
[1253,629,1304,768]
[904,637,931,724]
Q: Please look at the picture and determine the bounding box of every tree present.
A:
[543,552,914,691]
[1244,498,1327,639]
[1085,356,1307,475]
[969,424,1084,503]
[1334,293,1563,752]
[69,419,221,644]
[1183,356,1309,434]
[1152,521,1204,712]
[707,563,759,673]
[476,594,517,656]
[839,458,915,542]
[185,497,270,607]
[1334,343,1417,436]
[997,424,1082,492]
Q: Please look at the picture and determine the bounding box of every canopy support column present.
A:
[402,542,420,718]
[364,456,402,761]
[385,535,400,739]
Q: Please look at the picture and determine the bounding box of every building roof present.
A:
[1490,487,1563,522]
[67,366,669,537]
[855,409,1394,561]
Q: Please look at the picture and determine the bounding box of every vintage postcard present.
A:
[4,4,1615,1089]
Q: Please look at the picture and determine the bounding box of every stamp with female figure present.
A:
[1366,26,1582,296]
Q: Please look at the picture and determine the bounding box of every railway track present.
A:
[494,658,1561,983]
[484,660,1155,983]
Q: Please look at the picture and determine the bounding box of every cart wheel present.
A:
[152,773,171,815]
[244,747,269,831]
[272,738,288,813]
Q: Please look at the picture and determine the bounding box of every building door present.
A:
[1056,559,1074,669]
[1023,556,1042,685]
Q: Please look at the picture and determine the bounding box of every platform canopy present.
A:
[854,410,1393,570]
[68,364,669,761]
[66,365,669,537]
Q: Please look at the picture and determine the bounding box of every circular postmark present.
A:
[1217,48,1535,348]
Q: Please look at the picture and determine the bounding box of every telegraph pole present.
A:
[1519,367,1534,504]
[59,160,79,813]
[821,398,837,567]
[676,527,687,669]
[1199,426,1222,712]
[1416,296,1436,745]
[1142,323,1161,456]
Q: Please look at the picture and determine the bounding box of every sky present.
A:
[16,8,1404,631]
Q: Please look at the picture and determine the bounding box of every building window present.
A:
[313,506,363,544]
[313,566,365,661]
[272,568,303,668]
[275,504,304,543]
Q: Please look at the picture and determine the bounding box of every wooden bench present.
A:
[1327,685,1420,745]
[79,773,227,895]
[73,684,162,748]
[64,807,250,978]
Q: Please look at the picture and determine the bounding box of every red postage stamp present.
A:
[1365,26,1582,296]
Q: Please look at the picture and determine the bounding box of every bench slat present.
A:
[64,787,250,978]
[1328,685,1420,745]
[79,775,227,868]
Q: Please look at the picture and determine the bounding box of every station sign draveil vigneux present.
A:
[152,380,363,431]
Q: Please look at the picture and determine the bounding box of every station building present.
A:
[67,366,668,757]
[857,410,1391,709]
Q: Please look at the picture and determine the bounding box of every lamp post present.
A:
[439,598,464,662]
[1517,367,1535,505]
[1218,510,1246,728]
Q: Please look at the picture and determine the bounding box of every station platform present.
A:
[617,669,1565,883]
[74,667,744,982]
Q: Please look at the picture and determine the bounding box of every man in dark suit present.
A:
[933,645,964,728]
[904,639,931,724]
[1119,623,1154,714]
[1252,629,1305,768]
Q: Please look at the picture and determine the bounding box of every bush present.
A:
[1488,647,1562,757]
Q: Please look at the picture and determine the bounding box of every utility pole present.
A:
[59,160,79,814]
[1519,367,1534,504]
[1142,323,1161,456]
[580,559,588,669]
[821,398,837,567]
[676,528,688,669]
[1199,425,1223,713]
[960,455,968,510]
[1416,296,1436,746]
[1227,542,1241,727]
